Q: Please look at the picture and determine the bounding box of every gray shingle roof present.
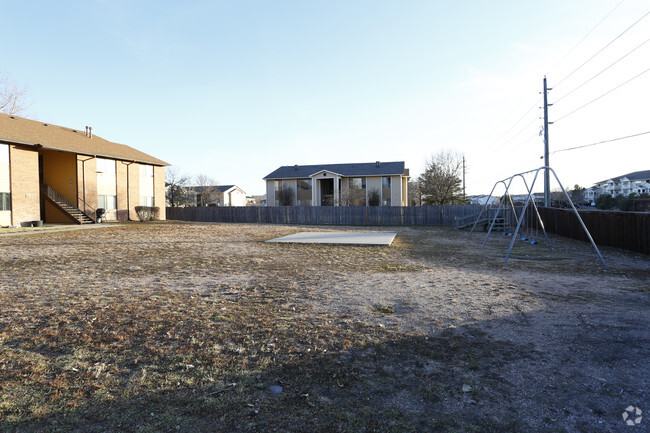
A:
[596,170,650,184]
[263,161,406,180]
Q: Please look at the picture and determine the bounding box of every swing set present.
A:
[468,166,607,268]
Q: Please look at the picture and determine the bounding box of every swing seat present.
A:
[530,239,537,245]
[521,236,528,241]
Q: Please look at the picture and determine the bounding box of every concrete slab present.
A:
[266,231,397,246]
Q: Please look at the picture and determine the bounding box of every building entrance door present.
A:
[320,178,333,206]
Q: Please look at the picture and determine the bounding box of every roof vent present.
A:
[85,126,92,138]
[294,164,298,170]
[9,116,15,119]
[43,123,48,126]
[376,161,380,168]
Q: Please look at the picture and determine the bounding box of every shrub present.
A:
[134,206,160,222]
[368,189,381,206]
[278,184,295,206]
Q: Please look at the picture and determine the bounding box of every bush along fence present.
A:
[538,207,650,255]
[166,205,484,226]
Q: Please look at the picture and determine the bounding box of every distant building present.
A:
[264,161,410,206]
[218,185,247,206]
[185,184,247,207]
[586,170,650,203]
[468,195,498,205]
[246,195,266,206]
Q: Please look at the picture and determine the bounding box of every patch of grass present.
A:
[378,263,424,272]
[371,305,395,315]
[1,222,636,432]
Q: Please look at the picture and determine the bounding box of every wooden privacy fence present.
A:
[538,207,650,255]
[166,205,484,226]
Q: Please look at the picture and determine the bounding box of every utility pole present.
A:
[543,76,551,207]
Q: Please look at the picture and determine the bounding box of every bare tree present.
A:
[194,174,220,207]
[337,187,356,206]
[165,166,191,207]
[0,72,29,115]
[418,151,467,206]
[407,179,423,206]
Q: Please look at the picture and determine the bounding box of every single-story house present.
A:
[263,161,410,206]
[183,184,247,207]
[0,113,168,227]
[218,185,247,206]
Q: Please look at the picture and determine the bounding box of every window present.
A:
[381,177,391,206]
[0,144,8,163]
[274,181,281,206]
[1,145,9,208]
[97,195,117,210]
[96,158,116,177]
[96,158,117,196]
[139,164,154,178]
[139,164,155,207]
[297,179,312,206]
[0,192,10,211]
[348,177,366,206]
[349,177,366,190]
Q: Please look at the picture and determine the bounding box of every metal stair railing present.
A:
[41,185,96,223]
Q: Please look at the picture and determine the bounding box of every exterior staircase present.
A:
[455,209,507,232]
[40,185,95,224]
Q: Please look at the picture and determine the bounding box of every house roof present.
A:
[0,113,168,166]
[595,170,650,185]
[264,161,407,180]
[187,185,246,194]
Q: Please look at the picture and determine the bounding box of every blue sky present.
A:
[3,0,648,195]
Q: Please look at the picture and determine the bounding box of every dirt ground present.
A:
[0,221,648,432]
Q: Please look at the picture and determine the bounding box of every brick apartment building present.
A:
[0,113,168,227]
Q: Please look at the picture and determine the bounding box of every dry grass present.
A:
[0,221,648,432]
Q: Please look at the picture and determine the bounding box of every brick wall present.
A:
[116,161,129,221]
[9,145,40,226]
[128,162,140,221]
[76,156,98,218]
[154,165,166,220]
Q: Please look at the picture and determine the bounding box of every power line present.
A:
[553,38,650,104]
[553,11,649,88]
[552,131,650,154]
[498,115,541,150]
[553,67,650,123]
[484,97,541,149]
[546,0,626,77]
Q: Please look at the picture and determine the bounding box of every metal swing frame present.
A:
[468,166,607,268]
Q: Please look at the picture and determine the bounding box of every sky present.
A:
[2,0,648,196]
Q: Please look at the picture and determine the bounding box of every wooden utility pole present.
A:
[543,76,551,207]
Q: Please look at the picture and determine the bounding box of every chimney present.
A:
[376,161,380,168]
[85,126,88,137]
[89,126,92,139]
